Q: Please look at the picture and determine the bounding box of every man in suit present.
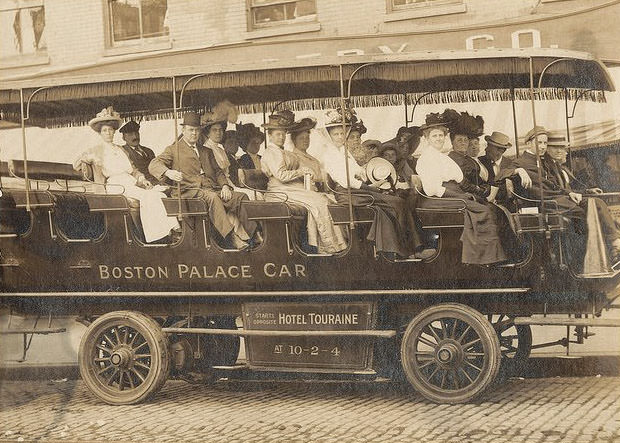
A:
[119,120,157,183]
[149,112,256,249]
[508,127,620,262]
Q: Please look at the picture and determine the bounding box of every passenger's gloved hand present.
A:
[165,169,183,182]
[586,187,603,194]
[515,168,532,189]
[569,192,583,204]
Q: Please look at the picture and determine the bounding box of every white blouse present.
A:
[415,145,464,197]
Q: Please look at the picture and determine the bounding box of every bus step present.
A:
[513,317,620,327]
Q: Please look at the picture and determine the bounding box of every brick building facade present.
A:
[1,0,616,80]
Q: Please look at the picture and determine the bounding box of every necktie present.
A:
[492,160,499,177]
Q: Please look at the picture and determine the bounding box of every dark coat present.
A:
[121,144,157,183]
[448,151,491,201]
[479,154,514,185]
[149,139,228,198]
[238,153,261,170]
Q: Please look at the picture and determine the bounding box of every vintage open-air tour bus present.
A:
[1,48,619,405]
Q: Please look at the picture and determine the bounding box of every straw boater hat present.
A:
[118,120,140,134]
[365,156,397,191]
[88,107,122,132]
[324,107,357,129]
[262,109,295,130]
[420,112,449,132]
[547,135,568,149]
[485,131,512,150]
[524,125,548,143]
[287,116,317,134]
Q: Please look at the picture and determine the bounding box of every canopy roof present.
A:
[0,48,614,128]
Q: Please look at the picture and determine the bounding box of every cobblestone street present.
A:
[1,367,619,442]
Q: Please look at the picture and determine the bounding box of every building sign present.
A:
[243,302,375,370]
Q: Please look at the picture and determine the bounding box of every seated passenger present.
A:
[321,107,431,259]
[543,135,620,264]
[74,107,179,243]
[237,123,263,171]
[223,130,241,186]
[118,120,158,184]
[415,111,509,265]
[261,111,346,254]
[445,111,498,202]
[505,127,620,265]
[380,142,413,189]
[149,112,257,249]
[345,119,375,166]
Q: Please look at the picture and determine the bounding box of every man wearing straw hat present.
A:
[149,112,256,249]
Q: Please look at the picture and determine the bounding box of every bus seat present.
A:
[0,161,9,177]
[1,189,53,208]
[9,160,84,182]
[79,194,130,212]
[239,169,306,218]
[413,186,466,229]
[328,205,375,225]
[51,192,106,240]
[162,198,208,217]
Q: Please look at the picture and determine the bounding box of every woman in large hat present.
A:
[321,107,429,259]
[74,107,179,243]
[261,111,347,254]
[415,110,509,265]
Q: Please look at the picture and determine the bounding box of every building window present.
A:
[249,0,317,29]
[391,0,462,9]
[0,0,46,59]
[107,0,168,46]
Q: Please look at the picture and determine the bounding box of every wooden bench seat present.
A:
[162,198,209,217]
[328,205,375,225]
[9,160,84,182]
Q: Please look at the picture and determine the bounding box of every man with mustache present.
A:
[119,120,157,183]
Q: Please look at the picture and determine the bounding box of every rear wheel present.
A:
[401,303,501,404]
[489,314,532,373]
[79,311,169,405]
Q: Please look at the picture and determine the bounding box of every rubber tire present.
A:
[401,303,501,404]
[79,311,169,405]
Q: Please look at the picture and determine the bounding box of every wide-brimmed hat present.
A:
[262,109,295,130]
[350,119,367,135]
[446,110,484,139]
[485,131,512,150]
[420,112,449,132]
[379,141,398,155]
[365,157,397,190]
[118,120,140,134]
[201,112,228,131]
[181,112,201,127]
[88,107,122,132]
[362,139,382,150]
[524,125,548,143]
[236,123,264,149]
[324,107,357,129]
[288,117,317,134]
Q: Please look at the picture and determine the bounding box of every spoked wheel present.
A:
[79,311,169,405]
[488,314,532,372]
[401,303,501,404]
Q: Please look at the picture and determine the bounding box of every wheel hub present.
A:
[436,342,460,365]
[110,347,132,368]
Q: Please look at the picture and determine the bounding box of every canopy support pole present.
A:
[510,87,519,158]
[339,64,355,231]
[262,102,268,147]
[529,57,545,214]
[172,76,182,220]
[403,94,408,128]
[409,91,433,126]
[19,89,31,212]
[563,87,573,169]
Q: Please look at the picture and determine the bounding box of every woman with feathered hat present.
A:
[415,110,509,265]
[261,110,347,254]
[74,107,179,243]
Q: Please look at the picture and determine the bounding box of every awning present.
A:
[0,48,614,128]
[549,120,620,151]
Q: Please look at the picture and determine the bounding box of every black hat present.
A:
[118,120,140,133]
[181,112,201,127]
[447,111,485,139]
[420,112,449,131]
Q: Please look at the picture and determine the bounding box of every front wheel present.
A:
[79,311,170,405]
[401,303,501,404]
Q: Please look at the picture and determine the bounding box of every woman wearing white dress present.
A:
[74,107,179,243]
